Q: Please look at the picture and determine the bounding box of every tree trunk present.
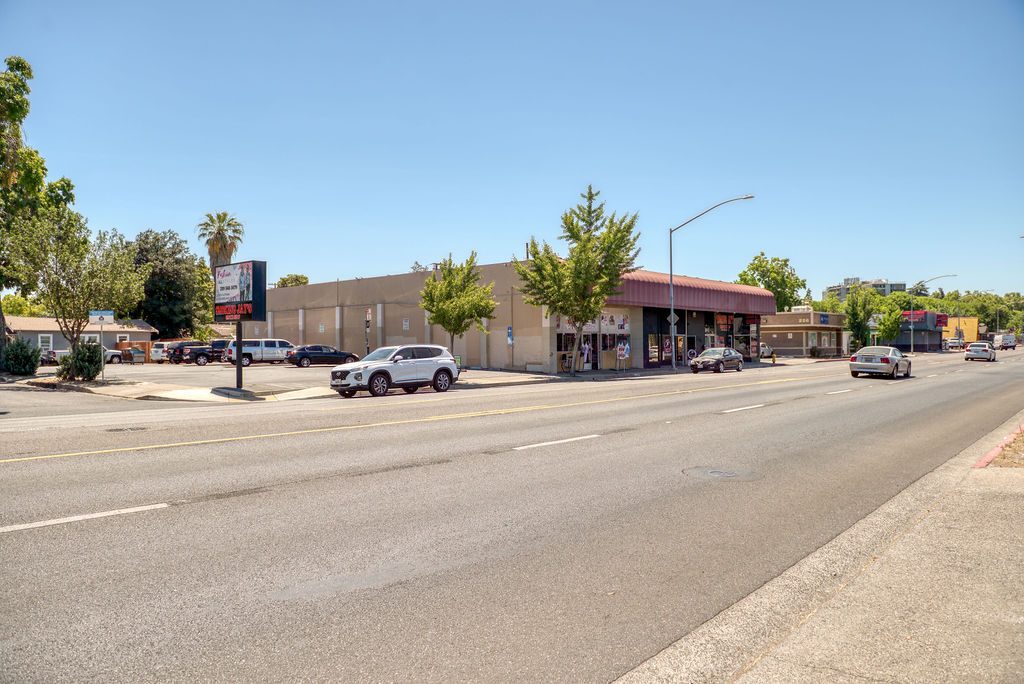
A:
[0,304,8,368]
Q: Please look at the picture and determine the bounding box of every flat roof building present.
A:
[822,277,906,302]
[241,263,776,373]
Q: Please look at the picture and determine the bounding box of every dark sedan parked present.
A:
[286,345,359,367]
[690,347,744,373]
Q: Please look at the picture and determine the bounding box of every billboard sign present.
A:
[89,310,114,325]
[214,261,267,322]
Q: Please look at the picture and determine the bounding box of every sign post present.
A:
[214,261,267,390]
[89,311,114,382]
[365,308,371,355]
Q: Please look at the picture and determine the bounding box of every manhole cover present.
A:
[683,467,761,481]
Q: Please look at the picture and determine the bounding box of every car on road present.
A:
[690,347,744,373]
[759,343,774,358]
[964,342,996,362]
[286,345,359,367]
[944,338,964,351]
[330,344,458,397]
[849,346,911,378]
[993,333,1016,350]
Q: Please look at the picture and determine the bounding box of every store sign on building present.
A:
[214,260,267,322]
[819,314,829,325]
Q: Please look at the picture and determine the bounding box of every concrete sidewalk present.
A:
[619,408,1024,683]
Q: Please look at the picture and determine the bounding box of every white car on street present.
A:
[330,344,459,397]
[964,342,996,362]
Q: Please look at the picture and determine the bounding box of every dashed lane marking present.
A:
[513,434,600,451]
[722,404,765,414]
[0,503,168,534]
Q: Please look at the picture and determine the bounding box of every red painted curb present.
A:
[974,425,1024,468]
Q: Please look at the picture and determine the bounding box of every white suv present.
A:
[330,344,459,397]
[224,338,296,366]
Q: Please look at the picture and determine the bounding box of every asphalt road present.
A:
[2,350,1023,681]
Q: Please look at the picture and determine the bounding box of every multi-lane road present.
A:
[2,350,1023,681]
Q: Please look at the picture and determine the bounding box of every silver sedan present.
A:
[849,346,911,378]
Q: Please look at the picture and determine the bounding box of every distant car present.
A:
[330,344,458,397]
[150,341,169,363]
[849,345,911,378]
[945,338,964,351]
[224,338,296,366]
[759,343,774,358]
[39,349,58,365]
[166,340,202,364]
[690,347,744,373]
[964,342,996,362]
[286,345,359,367]
[992,334,1016,350]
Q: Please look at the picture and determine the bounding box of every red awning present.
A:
[605,270,777,315]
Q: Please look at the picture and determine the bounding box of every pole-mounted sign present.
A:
[214,261,267,390]
[89,311,114,382]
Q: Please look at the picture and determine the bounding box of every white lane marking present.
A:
[0,503,169,534]
[927,374,938,378]
[826,389,852,395]
[514,434,600,451]
[722,404,765,414]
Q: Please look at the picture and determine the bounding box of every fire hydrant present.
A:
[771,352,776,365]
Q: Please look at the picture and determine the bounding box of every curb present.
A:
[973,424,1024,468]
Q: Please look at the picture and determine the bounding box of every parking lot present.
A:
[37,360,332,391]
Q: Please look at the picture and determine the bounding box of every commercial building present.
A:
[942,316,979,344]
[241,262,776,374]
[868,311,947,352]
[760,308,847,357]
[822,277,906,302]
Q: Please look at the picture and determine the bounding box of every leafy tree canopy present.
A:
[876,307,904,343]
[736,252,807,312]
[128,229,212,339]
[844,285,875,348]
[275,273,309,288]
[16,204,150,348]
[420,251,498,351]
[1,293,50,317]
[513,185,640,374]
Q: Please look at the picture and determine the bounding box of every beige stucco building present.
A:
[241,262,776,373]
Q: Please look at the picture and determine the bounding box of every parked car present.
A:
[224,338,297,366]
[964,342,996,362]
[101,347,124,364]
[849,346,911,378]
[181,340,231,366]
[759,343,774,358]
[286,345,359,367]
[39,349,58,365]
[330,344,458,397]
[165,340,202,364]
[150,341,169,363]
[689,347,744,373]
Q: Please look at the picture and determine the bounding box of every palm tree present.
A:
[196,211,244,274]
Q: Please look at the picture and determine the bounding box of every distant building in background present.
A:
[822,277,906,302]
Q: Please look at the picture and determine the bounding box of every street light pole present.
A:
[669,195,754,370]
[909,274,956,353]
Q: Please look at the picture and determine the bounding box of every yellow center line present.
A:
[2,372,846,465]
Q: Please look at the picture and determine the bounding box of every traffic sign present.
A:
[667,312,679,324]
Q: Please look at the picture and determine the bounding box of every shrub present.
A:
[1,338,42,375]
[809,346,822,358]
[57,343,103,381]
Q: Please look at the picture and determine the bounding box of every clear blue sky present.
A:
[3,0,1022,298]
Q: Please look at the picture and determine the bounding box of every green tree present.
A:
[1,293,49,316]
[513,185,640,375]
[0,56,75,363]
[275,273,309,288]
[844,285,875,349]
[876,307,904,344]
[17,204,150,349]
[196,211,244,274]
[736,252,807,312]
[420,251,498,351]
[410,261,429,273]
[907,282,929,297]
[129,229,212,339]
